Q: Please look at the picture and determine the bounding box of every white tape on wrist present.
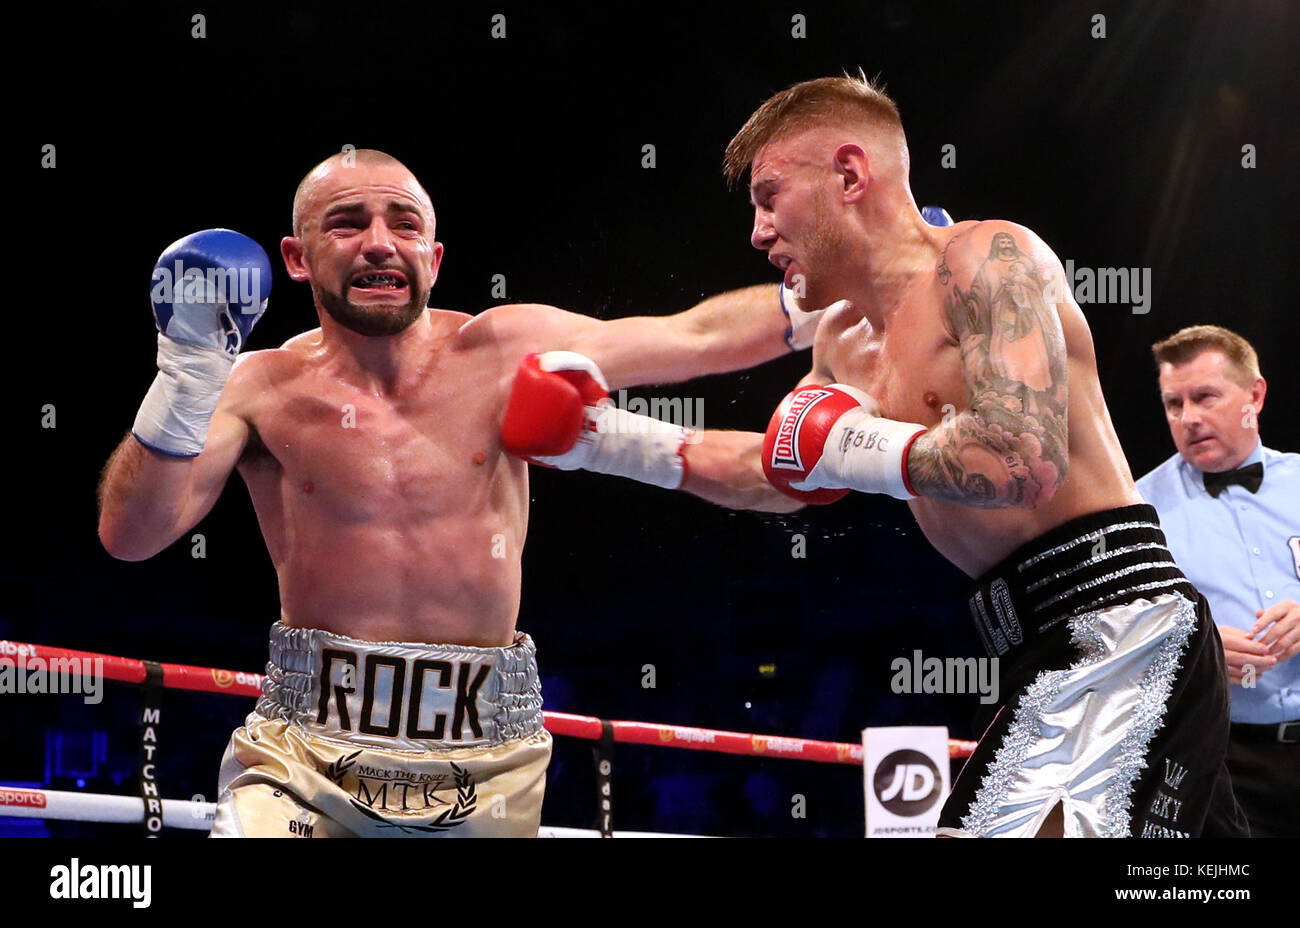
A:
[780,283,825,351]
[132,334,235,457]
[537,404,688,489]
[793,384,926,500]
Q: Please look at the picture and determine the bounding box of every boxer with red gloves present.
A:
[525,75,1244,837]
[719,76,1239,838]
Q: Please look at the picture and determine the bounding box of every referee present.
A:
[1137,325,1299,837]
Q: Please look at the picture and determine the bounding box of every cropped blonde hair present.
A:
[723,74,904,185]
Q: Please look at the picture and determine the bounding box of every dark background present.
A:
[6,0,1298,837]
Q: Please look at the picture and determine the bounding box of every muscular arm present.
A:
[680,430,804,513]
[677,353,831,514]
[568,284,792,387]
[486,286,811,510]
[464,284,793,390]
[97,359,257,560]
[907,223,1070,509]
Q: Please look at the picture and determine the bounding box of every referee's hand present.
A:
[1220,625,1277,686]
[1252,599,1300,664]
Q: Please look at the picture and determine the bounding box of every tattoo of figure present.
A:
[937,239,954,286]
[909,230,1070,508]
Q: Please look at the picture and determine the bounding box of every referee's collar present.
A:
[1179,439,1265,494]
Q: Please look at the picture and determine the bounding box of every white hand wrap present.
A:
[780,283,827,351]
[791,383,927,500]
[536,404,689,490]
[132,334,235,457]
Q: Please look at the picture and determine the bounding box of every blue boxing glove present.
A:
[148,228,270,355]
[132,229,272,457]
[921,205,954,227]
[778,284,850,351]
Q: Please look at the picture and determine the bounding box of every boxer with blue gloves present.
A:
[97,148,824,837]
[133,229,272,457]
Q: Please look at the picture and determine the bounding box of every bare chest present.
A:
[820,305,966,428]
[246,354,517,523]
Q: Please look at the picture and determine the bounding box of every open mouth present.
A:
[770,255,800,288]
[350,271,409,293]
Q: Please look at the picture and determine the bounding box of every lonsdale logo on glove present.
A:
[762,383,927,504]
[769,388,838,472]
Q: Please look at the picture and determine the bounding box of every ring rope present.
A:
[1,639,976,763]
[0,786,705,836]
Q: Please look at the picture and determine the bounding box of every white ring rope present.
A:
[0,785,709,837]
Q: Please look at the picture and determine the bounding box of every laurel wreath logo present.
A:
[325,749,361,784]
[340,760,477,834]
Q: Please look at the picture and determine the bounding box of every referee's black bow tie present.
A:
[1203,462,1263,497]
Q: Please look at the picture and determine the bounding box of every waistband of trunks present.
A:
[967,504,1199,663]
[255,620,544,752]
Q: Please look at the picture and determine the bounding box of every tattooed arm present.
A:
[907,222,1070,509]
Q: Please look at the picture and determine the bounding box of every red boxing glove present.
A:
[761,386,859,505]
[502,351,689,488]
[763,383,926,503]
[501,352,609,459]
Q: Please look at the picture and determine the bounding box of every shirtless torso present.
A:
[93,150,792,837]
[808,220,1142,576]
[101,285,793,649]
[226,310,528,647]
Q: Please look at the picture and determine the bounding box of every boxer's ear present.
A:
[832,143,869,203]
[281,236,310,282]
[427,241,445,287]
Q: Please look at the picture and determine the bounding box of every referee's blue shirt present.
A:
[1137,441,1300,723]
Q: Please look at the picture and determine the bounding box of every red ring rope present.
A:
[0,640,975,762]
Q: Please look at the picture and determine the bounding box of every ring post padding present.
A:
[138,660,165,837]
[593,719,615,838]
